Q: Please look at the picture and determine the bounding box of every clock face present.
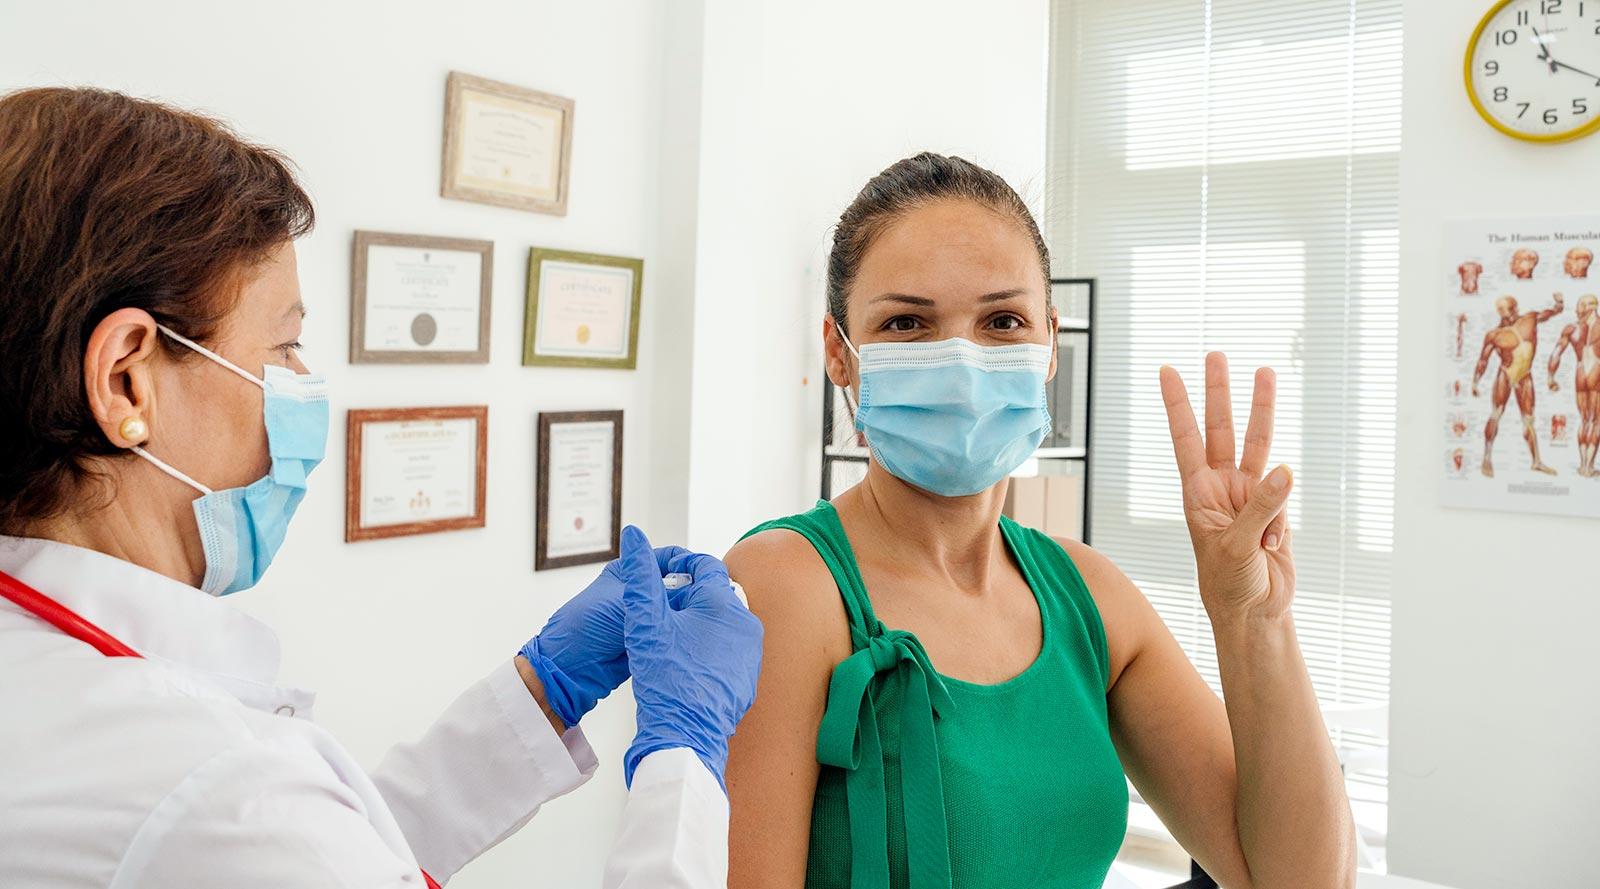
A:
[1469,0,1600,141]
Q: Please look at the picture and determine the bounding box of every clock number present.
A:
[1496,28,1519,45]
[1517,102,1532,118]
[1518,9,1531,23]
[1543,0,1562,13]
[1576,97,1590,115]
[1494,86,1509,101]
[1485,60,1501,76]
[1544,108,1560,124]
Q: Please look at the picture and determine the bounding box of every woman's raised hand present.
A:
[1158,353,1296,623]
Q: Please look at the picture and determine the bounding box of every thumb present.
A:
[620,525,668,631]
[1227,465,1292,550]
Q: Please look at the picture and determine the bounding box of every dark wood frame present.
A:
[345,406,489,543]
[441,71,575,216]
[535,410,624,571]
[349,230,494,364]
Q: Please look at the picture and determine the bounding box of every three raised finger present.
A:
[1159,366,1207,480]
[1205,352,1236,470]
[1239,366,1276,478]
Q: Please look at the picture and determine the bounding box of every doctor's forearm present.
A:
[514,655,569,736]
[1212,613,1356,889]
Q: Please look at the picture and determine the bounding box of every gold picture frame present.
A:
[523,248,643,370]
[441,71,575,216]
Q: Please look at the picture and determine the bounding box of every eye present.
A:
[278,341,304,361]
[882,316,920,333]
[989,314,1026,331]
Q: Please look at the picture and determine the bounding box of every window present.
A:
[1046,0,1399,844]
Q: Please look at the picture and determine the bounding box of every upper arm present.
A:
[126,741,420,889]
[723,530,852,889]
[1057,538,1253,889]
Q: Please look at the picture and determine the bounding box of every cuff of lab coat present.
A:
[604,748,730,888]
[485,657,600,786]
[371,660,601,883]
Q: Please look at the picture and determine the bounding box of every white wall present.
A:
[1,2,679,886]
[1389,2,1600,886]
[683,0,1052,554]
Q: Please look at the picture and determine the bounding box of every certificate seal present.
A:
[411,312,439,347]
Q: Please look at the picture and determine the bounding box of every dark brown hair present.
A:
[0,87,315,534]
[827,151,1050,337]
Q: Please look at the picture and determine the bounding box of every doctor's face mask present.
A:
[131,325,329,596]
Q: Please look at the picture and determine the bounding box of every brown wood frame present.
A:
[350,230,495,364]
[345,406,489,543]
[535,410,624,571]
[441,71,575,216]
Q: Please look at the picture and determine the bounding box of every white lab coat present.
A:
[0,535,729,888]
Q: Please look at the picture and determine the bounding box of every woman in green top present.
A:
[723,153,1356,889]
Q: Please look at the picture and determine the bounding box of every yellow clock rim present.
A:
[1464,0,1600,143]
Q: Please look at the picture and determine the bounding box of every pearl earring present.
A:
[119,416,148,444]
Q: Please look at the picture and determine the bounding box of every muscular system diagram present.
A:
[1459,261,1483,295]
[1511,248,1540,280]
[1473,293,1565,477]
[1548,293,1600,477]
[1567,247,1593,279]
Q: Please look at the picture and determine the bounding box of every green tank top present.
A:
[743,501,1128,889]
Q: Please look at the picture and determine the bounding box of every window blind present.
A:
[1046,0,1399,806]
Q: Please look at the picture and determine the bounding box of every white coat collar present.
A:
[0,535,312,715]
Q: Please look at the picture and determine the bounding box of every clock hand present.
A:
[1552,58,1600,84]
[1531,25,1558,71]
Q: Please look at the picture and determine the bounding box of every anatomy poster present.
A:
[1442,216,1600,518]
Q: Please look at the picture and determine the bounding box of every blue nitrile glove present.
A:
[519,544,700,728]
[620,525,764,792]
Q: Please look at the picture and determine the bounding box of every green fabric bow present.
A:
[815,622,956,889]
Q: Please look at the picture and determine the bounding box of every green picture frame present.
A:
[522,248,643,370]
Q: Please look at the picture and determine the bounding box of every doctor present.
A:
[0,88,762,887]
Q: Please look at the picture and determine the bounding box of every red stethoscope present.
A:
[0,567,445,889]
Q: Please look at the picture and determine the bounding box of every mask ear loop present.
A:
[130,446,213,496]
[126,323,266,497]
[833,323,862,415]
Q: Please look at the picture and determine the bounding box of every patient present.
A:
[723,153,1357,888]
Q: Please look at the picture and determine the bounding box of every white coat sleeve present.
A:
[116,738,428,889]
[370,659,600,883]
[603,747,731,889]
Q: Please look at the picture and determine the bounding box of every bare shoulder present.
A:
[725,528,852,662]
[1052,537,1160,691]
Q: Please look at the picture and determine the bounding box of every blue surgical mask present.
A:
[132,325,329,596]
[839,330,1051,498]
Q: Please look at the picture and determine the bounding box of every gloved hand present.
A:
[518,542,700,729]
[620,525,764,792]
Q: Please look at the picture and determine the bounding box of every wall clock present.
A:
[1466,0,1600,142]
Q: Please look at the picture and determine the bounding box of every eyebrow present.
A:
[869,289,1029,307]
[285,301,307,319]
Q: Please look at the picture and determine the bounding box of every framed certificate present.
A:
[441,71,574,216]
[523,248,643,369]
[536,410,623,570]
[350,231,493,364]
[346,406,489,543]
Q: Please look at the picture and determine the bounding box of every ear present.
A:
[823,314,855,389]
[84,308,162,448]
[1045,305,1059,384]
